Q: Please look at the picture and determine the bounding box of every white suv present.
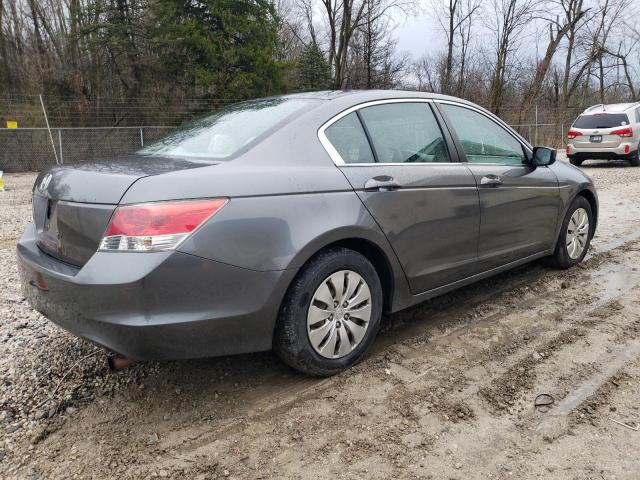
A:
[566,102,640,167]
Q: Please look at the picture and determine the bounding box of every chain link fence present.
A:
[0,126,174,172]
[0,121,569,173]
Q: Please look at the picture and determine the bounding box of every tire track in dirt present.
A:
[146,237,640,468]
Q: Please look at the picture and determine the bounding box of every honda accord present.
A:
[17,91,598,375]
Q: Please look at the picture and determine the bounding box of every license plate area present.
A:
[590,135,603,143]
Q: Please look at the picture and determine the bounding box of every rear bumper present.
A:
[567,143,636,160]
[17,223,294,360]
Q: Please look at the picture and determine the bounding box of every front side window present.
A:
[358,103,450,163]
[440,104,525,165]
[324,112,376,164]
[138,98,313,160]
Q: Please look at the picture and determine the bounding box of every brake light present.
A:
[567,130,582,139]
[99,198,228,252]
[611,127,633,137]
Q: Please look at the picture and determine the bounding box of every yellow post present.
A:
[6,121,18,129]
[0,171,4,192]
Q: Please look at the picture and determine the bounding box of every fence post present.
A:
[58,129,64,164]
[534,103,539,145]
[140,127,144,147]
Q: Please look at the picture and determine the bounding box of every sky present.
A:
[391,2,640,71]
[394,13,443,59]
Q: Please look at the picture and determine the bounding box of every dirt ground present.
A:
[2,159,640,480]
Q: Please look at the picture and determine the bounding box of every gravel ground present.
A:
[2,160,640,479]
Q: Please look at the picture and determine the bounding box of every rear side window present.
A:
[573,114,630,129]
[138,98,313,159]
[440,104,525,165]
[358,103,451,163]
[324,113,376,164]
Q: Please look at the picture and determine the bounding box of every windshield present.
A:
[573,113,630,129]
[137,98,313,159]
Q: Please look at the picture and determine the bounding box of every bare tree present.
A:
[432,0,481,95]
[486,0,537,114]
[518,1,587,123]
[346,0,408,88]
[312,0,411,87]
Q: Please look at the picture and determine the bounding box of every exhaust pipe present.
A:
[107,354,138,371]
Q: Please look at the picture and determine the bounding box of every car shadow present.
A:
[580,160,631,168]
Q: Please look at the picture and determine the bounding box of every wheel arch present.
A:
[320,238,395,314]
[282,229,409,316]
[577,188,598,234]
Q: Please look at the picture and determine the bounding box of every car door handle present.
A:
[364,176,401,192]
[480,175,503,187]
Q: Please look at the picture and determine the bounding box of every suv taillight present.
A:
[99,198,228,252]
[610,127,633,137]
[567,130,582,139]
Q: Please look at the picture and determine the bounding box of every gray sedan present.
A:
[17,91,598,375]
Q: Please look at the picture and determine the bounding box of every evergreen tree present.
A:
[153,0,285,101]
[295,43,331,91]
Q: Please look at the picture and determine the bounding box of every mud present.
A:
[3,160,640,479]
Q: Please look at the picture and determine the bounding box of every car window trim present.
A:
[318,98,458,167]
[433,99,534,167]
[355,110,380,163]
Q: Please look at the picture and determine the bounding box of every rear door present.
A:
[320,100,480,294]
[435,101,560,272]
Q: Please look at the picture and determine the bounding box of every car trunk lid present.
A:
[33,155,216,266]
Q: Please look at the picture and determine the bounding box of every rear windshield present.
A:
[137,98,314,159]
[573,113,630,129]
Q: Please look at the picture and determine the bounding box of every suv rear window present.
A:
[138,98,314,159]
[573,113,630,129]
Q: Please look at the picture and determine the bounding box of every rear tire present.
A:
[546,195,593,269]
[629,149,640,167]
[274,247,383,376]
[569,156,583,167]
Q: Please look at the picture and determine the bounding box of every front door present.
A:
[321,101,480,294]
[436,102,560,272]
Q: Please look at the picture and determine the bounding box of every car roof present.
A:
[581,102,640,115]
[281,89,479,106]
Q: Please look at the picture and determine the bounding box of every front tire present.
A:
[547,196,593,269]
[274,247,383,376]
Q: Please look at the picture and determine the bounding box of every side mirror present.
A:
[531,147,556,167]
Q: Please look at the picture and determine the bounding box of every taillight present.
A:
[611,127,633,137]
[99,198,228,252]
[567,130,582,139]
